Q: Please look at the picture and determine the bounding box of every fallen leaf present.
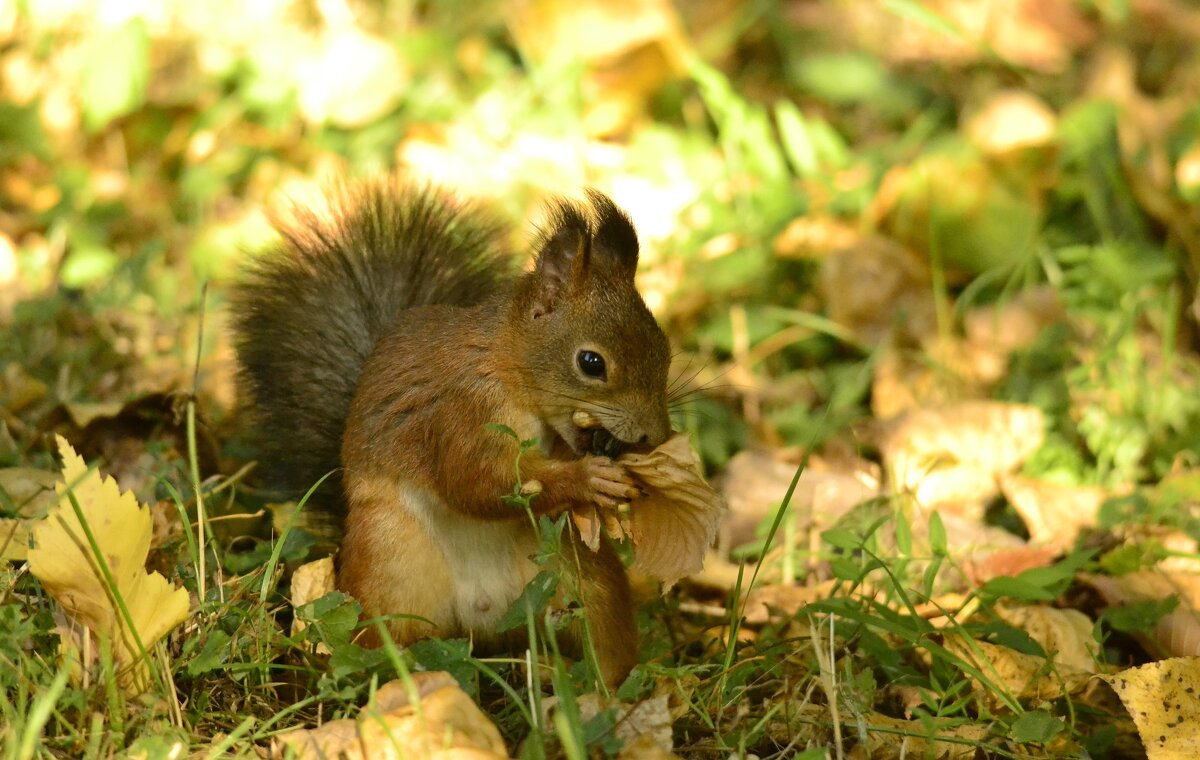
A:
[576,433,723,589]
[817,235,936,346]
[966,546,1059,585]
[277,671,509,759]
[874,402,1044,513]
[1000,475,1107,550]
[717,449,878,556]
[965,90,1057,156]
[28,436,190,693]
[858,711,991,759]
[506,0,687,136]
[575,693,673,754]
[1082,571,1200,658]
[1102,657,1200,759]
[995,604,1099,674]
[943,633,1092,703]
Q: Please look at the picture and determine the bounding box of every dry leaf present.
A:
[611,433,724,589]
[817,235,936,346]
[943,633,1092,702]
[1082,571,1200,658]
[28,436,189,694]
[1000,475,1107,550]
[859,711,991,759]
[875,401,1044,513]
[575,693,673,754]
[966,546,1059,585]
[717,449,878,556]
[1102,657,1200,759]
[965,90,1057,156]
[277,671,509,760]
[995,604,1099,674]
[506,0,687,136]
[742,581,839,624]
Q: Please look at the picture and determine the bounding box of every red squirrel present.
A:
[230,180,671,685]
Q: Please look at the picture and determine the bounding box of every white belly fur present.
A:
[399,482,540,634]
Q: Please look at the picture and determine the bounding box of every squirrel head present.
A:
[508,190,671,457]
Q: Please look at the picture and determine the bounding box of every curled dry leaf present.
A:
[28,436,189,694]
[277,671,509,760]
[717,449,879,556]
[573,433,723,589]
[1081,571,1200,658]
[874,401,1044,513]
[1102,657,1200,760]
[999,474,1107,550]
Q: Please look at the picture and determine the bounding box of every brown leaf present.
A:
[606,434,725,589]
[817,235,936,346]
[1000,475,1107,550]
[966,545,1059,585]
[1083,571,1200,659]
[874,401,1044,513]
[277,672,509,760]
[717,449,878,555]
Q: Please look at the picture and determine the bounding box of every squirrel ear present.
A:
[531,200,591,318]
[586,189,639,280]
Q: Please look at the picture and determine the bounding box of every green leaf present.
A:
[776,101,817,177]
[982,551,1093,602]
[80,18,150,132]
[60,243,119,288]
[497,570,559,633]
[328,642,389,679]
[297,591,360,650]
[407,638,476,693]
[1010,709,1065,743]
[822,528,864,551]
[1102,597,1178,634]
[928,512,947,556]
[186,630,231,676]
[485,423,519,440]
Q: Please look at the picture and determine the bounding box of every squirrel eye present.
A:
[577,350,607,380]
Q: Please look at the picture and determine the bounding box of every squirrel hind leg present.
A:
[563,537,638,688]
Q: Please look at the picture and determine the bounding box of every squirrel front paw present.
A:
[583,455,639,509]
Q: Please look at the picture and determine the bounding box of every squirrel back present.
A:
[229,182,513,520]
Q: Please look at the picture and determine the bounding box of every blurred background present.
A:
[2,0,1200,487]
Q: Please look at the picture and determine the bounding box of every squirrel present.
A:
[230,180,672,686]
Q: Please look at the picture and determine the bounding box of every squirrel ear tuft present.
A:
[586,189,638,279]
[530,200,591,318]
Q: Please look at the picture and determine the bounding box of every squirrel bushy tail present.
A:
[229,182,512,523]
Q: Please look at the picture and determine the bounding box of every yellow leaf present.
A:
[28,435,189,694]
[277,672,509,759]
[1102,657,1200,759]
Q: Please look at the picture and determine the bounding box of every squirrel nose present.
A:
[640,414,671,448]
